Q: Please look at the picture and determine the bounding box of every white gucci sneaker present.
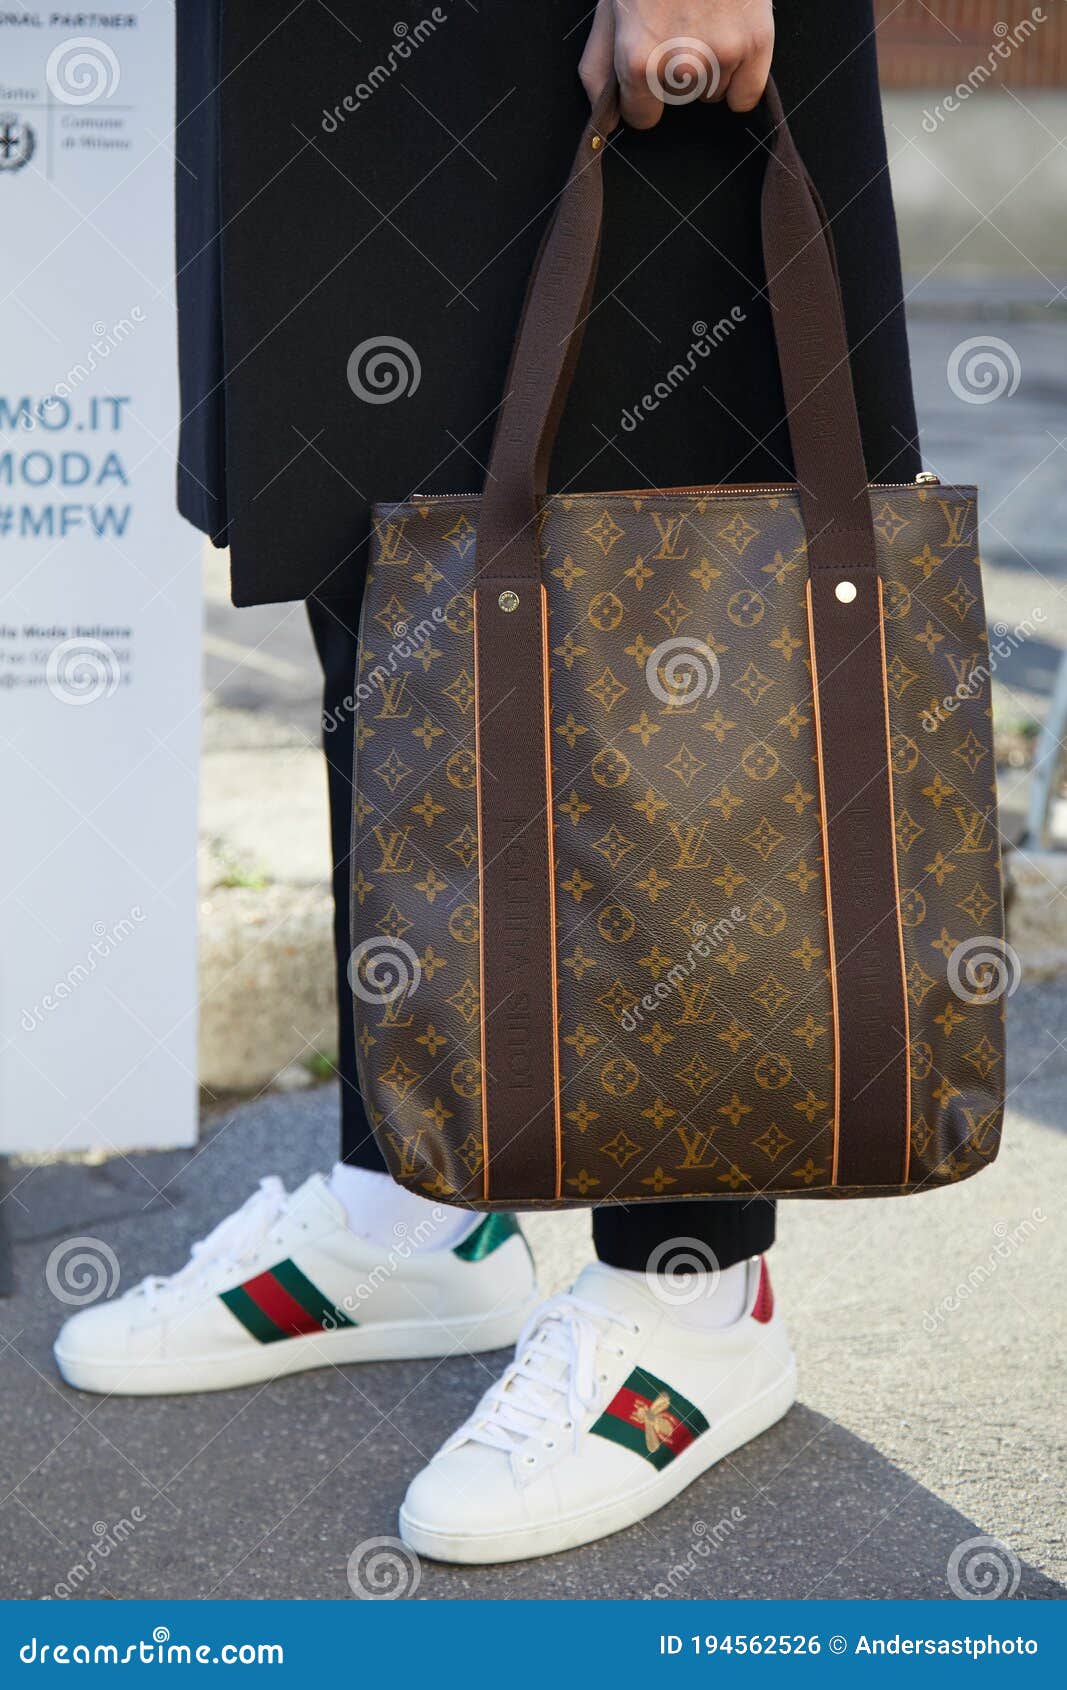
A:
[399,1256,795,1564]
[54,1174,537,1395]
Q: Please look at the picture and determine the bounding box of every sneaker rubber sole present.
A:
[54,1293,539,1396]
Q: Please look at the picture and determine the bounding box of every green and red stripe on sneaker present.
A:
[219,1259,354,1344]
[219,1217,522,1343]
[451,1213,520,1261]
[590,1365,710,1470]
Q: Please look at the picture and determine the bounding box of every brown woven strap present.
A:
[473,79,909,1201]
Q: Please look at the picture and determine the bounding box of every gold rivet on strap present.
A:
[835,580,858,604]
[498,590,520,613]
[591,135,603,151]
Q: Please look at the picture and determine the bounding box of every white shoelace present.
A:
[134,1176,290,1313]
[454,1293,639,1458]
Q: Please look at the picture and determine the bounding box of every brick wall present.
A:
[874,1,1067,87]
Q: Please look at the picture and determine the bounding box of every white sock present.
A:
[613,1257,752,1330]
[328,1164,481,1254]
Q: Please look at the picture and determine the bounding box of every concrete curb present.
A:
[197,734,337,1093]
[195,849,1067,1095]
[1006,848,1067,980]
[885,90,1067,276]
[198,881,336,1094]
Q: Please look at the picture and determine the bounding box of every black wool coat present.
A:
[175,0,920,607]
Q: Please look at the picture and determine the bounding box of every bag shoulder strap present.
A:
[476,76,877,585]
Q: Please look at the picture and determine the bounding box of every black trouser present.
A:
[308,594,775,1275]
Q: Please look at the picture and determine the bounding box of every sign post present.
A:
[0,9,200,1158]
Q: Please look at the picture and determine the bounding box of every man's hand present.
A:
[579,0,774,127]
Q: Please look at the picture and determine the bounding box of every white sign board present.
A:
[0,8,200,1152]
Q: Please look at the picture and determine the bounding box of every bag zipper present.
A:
[409,472,942,500]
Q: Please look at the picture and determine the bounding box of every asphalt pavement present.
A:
[1,978,1064,1601]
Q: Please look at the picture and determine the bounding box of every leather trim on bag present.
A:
[877,578,913,1182]
[805,579,842,1185]
[473,580,561,1202]
[806,570,910,1188]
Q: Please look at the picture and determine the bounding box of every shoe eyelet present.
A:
[523,1454,537,1466]
[598,1371,608,1382]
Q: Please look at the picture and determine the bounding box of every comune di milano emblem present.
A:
[0,114,36,173]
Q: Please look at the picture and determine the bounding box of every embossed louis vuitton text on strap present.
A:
[352,81,1005,1209]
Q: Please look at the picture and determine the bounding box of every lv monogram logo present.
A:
[372,824,415,874]
[378,993,415,1030]
[953,805,993,854]
[386,1127,424,1178]
[945,650,979,691]
[376,519,413,567]
[938,500,970,547]
[650,512,690,560]
[668,819,715,869]
[375,674,413,719]
[674,1125,719,1169]
[673,980,718,1026]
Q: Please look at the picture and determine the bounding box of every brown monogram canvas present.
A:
[350,479,1005,1206]
[349,79,1006,1208]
